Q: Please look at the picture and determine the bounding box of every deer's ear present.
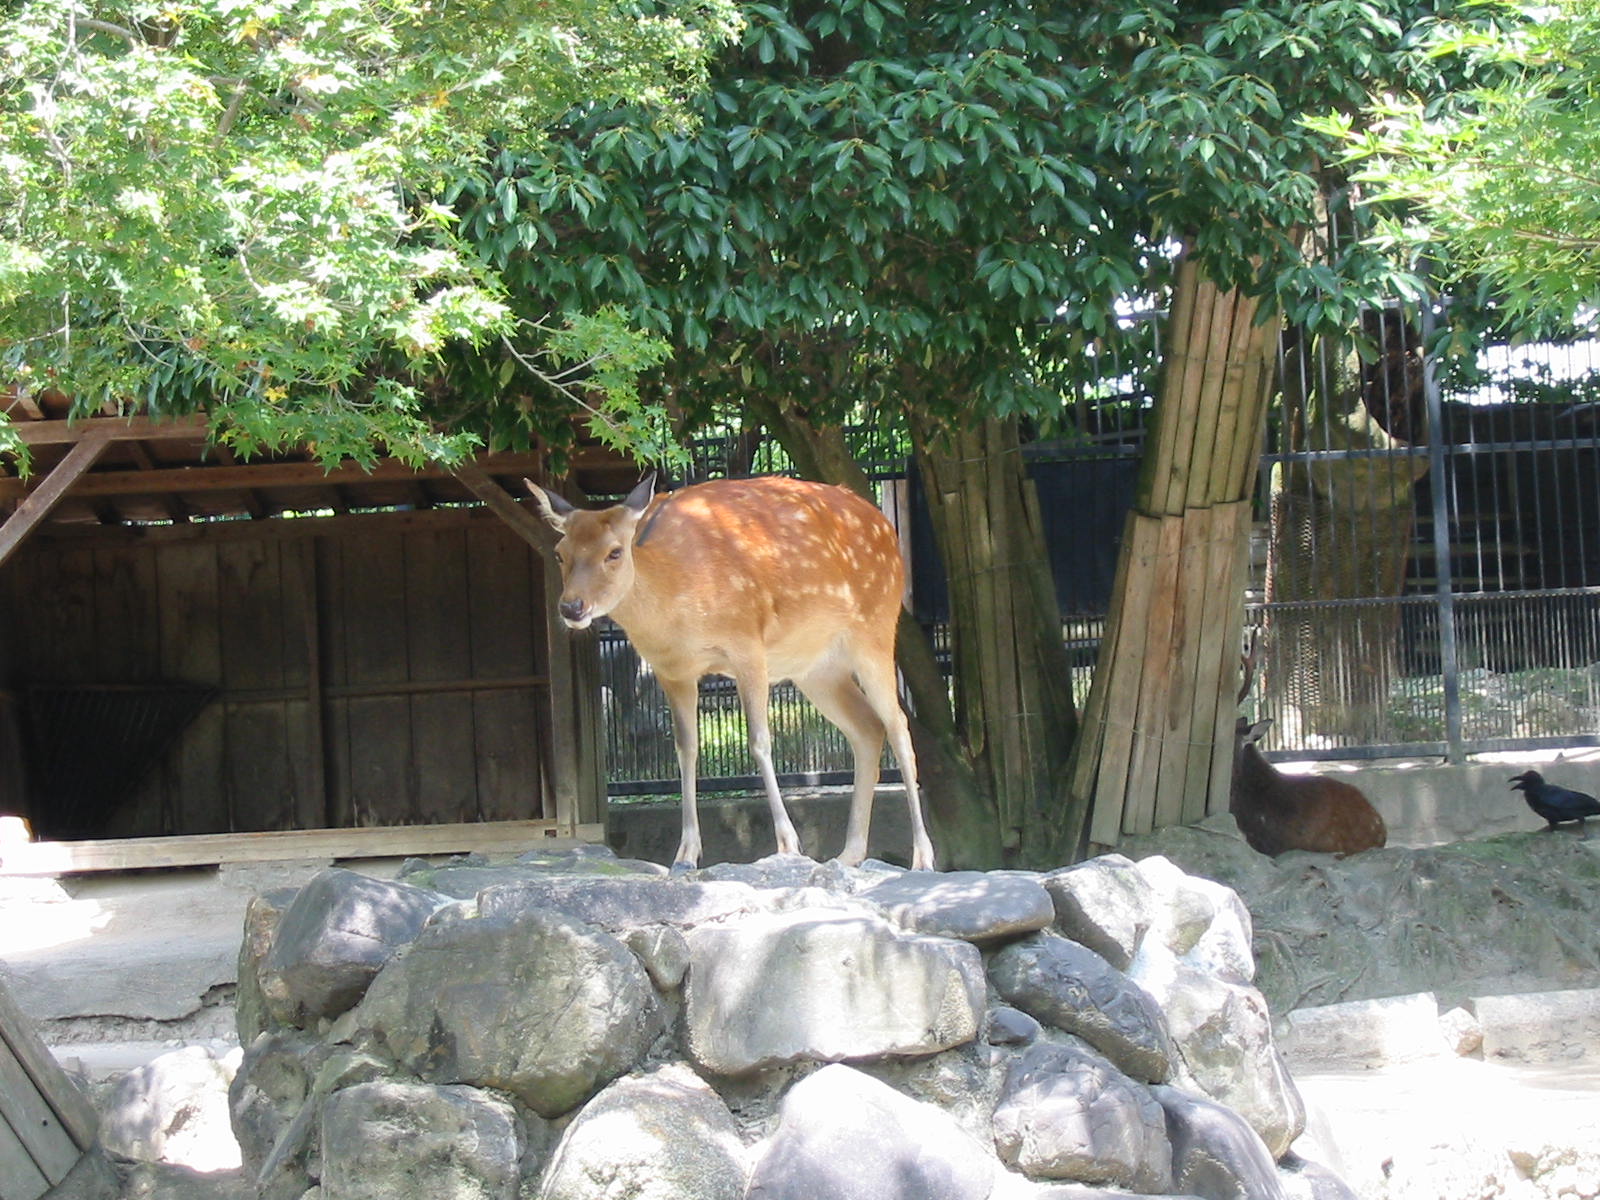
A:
[526,480,576,531]
[1241,719,1273,745]
[623,473,657,515]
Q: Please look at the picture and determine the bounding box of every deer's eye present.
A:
[606,546,623,562]
[553,550,564,565]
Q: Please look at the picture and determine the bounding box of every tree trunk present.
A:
[1067,255,1281,851]
[907,413,1080,866]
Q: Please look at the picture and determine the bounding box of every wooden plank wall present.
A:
[0,510,603,840]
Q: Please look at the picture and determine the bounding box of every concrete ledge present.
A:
[1473,989,1600,1064]
[1276,992,1452,1071]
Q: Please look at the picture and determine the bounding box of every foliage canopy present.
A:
[0,0,740,470]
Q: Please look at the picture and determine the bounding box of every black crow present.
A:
[1509,770,1600,837]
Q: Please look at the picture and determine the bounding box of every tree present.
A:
[462,0,1503,866]
[0,0,741,471]
[1324,0,1600,328]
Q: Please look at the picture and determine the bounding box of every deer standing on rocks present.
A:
[1231,637,1387,857]
[528,474,937,874]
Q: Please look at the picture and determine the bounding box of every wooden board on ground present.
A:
[0,820,605,877]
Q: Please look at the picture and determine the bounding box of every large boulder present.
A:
[1040,854,1159,970]
[746,1064,995,1200]
[319,1081,525,1200]
[860,869,1055,943]
[988,933,1176,1083]
[535,1064,746,1200]
[99,1045,241,1172]
[259,869,444,1026]
[684,909,985,1075]
[1153,1085,1287,1200]
[354,908,662,1117]
[1126,856,1304,1158]
[991,1040,1172,1193]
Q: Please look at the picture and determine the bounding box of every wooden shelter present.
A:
[0,393,631,872]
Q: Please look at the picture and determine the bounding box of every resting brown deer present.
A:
[528,474,936,873]
[1231,638,1386,857]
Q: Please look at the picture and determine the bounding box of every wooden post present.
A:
[1068,255,1281,849]
[0,974,103,1200]
[0,429,113,569]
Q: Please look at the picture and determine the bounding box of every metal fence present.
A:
[601,308,1600,793]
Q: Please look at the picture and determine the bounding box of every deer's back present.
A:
[1231,751,1387,857]
[613,477,903,681]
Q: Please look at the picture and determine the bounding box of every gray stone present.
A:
[1153,1084,1287,1200]
[1135,960,1304,1159]
[99,1045,240,1171]
[259,869,445,1026]
[1275,992,1449,1071]
[691,853,827,888]
[236,888,297,1046]
[1136,856,1254,984]
[535,1064,746,1200]
[746,1064,994,1200]
[862,869,1055,944]
[355,908,662,1117]
[623,923,692,991]
[1041,854,1158,970]
[477,875,778,931]
[320,1081,523,1200]
[684,909,984,1075]
[991,1040,1172,1193]
[228,1030,318,1182]
[1472,987,1600,1063]
[116,1162,251,1200]
[1276,1154,1362,1200]
[988,933,1176,1083]
[987,1006,1042,1046]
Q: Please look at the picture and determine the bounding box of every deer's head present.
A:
[527,475,655,629]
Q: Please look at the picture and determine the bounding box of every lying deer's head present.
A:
[526,475,656,629]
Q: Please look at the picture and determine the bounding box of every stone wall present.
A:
[224,848,1356,1200]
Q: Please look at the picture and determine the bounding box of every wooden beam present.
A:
[0,819,606,876]
[450,461,548,550]
[0,450,549,501]
[9,414,210,446]
[0,429,114,567]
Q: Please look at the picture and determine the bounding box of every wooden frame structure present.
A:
[0,393,628,872]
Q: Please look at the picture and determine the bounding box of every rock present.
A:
[1276,1153,1362,1200]
[1438,1004,1483,1056]
[622,924,692,991]
[116,1162,252,1200]
[99,1045,241,1172]
[684,909,984,1076]
[228,1030,318,1178]
[1275,992,1450,1071]
[354,908,662,1117]
[991,1040,1173,1193]
[259,869,444,1026]
[1138,961,1305,1159]
[746,1063,994,1200]
[1471,987,1600,1063]
[319,1081,523,1200]
[987,1006,1042,1046]
[1136,856,1255,985]
[860,869,1055,943]
[988,932,1176,1083]
[236,888,298,1045]
[1041,854,1158,970]
[477,876,778,931]
[536,1064,746,1200]
[1153,1085,1287,1200]
[691,853,827,888]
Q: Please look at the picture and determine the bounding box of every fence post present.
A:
[1421,297,1466,762]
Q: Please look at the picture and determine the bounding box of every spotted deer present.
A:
[528,474,936,873]
[1231,636,1387,857]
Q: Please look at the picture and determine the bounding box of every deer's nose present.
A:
[559,598,588,624]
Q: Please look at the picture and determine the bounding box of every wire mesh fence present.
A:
[601,300,1600,793]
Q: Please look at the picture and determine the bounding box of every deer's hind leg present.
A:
[795,668,886,866]
[853,655,936,871]
[732,662,803,859]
